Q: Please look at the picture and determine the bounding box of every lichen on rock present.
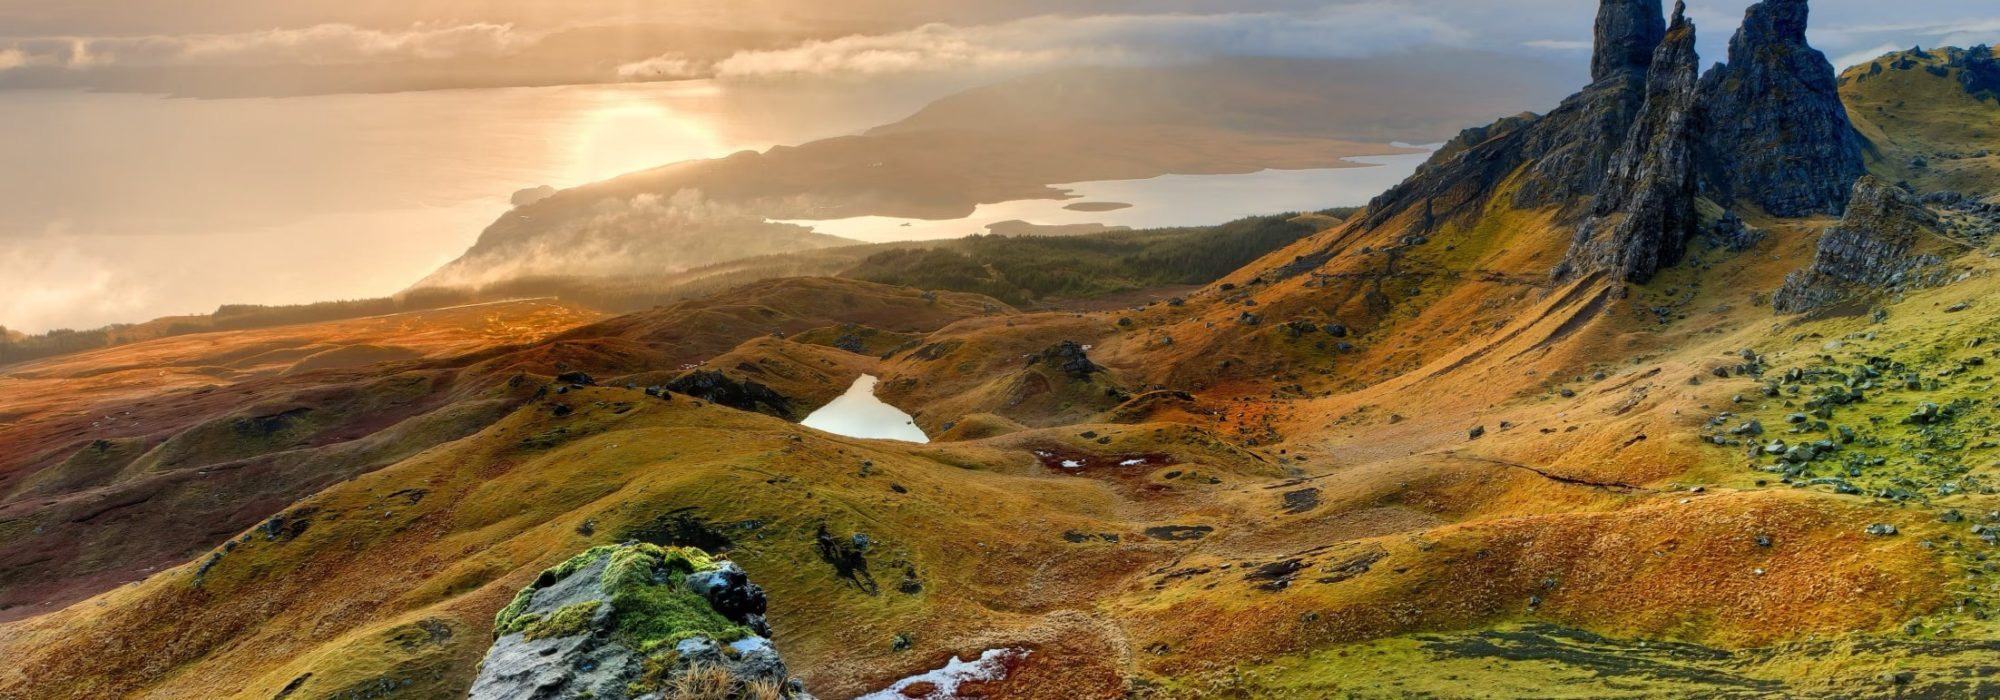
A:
[469,543,814,700]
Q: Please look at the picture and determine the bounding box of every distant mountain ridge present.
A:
[411,54,1576,294]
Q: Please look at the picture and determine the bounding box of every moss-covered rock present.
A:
[469,544,812,700]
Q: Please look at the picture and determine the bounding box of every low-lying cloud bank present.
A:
[614,6,1474,81]
[3,2,1994,86]
[703,7,1465,79]
[0,23,534,70]
[420,190,846,290]
[618,2,2000,81]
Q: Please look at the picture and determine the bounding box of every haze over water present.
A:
[0,80,949,333]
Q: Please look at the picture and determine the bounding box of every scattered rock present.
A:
[1144,525,1215,541]
[1280,488,1322,515]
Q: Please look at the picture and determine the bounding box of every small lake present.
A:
[773,149,1436,243]
[799,375,930,443]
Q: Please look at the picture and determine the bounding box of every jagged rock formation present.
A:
[468,544,814,700]
[1559,3,1703,282]
[1697,0,1866,217]
[1592,0,1668,82]
[1773,177,1949,312]
[1360,0,1666,230]
[1363,0,1868,287]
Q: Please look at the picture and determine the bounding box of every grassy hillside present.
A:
[1843,46,2000,198]
[5,189,1994,697]
[11,39,2000,700]
[845,214,1329,306]
[0,289,496,367]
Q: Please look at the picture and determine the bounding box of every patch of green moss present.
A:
[598,545,747,652]
[552,545,621,581]
[522,600,601,641]
[494,543,746,651]
[496,545,623,635]
[493,586,540,635]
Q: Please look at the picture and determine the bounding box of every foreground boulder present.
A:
[468,544,814,700]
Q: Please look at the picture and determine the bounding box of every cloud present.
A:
[1832,42,1909,69]
[1812,16,2000,66]
[425,190,829,288]
[0,224,154,334]
[1521,39,1591,51]
[615,5,1470,80]
[0,23,537,69]
[615,54,706,80]
[0,49,27,71]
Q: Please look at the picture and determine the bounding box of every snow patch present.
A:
[857,648,1031,700]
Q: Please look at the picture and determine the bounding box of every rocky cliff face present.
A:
[1592,0,1669,82]
[1360,0,1866,287]
[1559,3,1703,282]
[468,544,814,700]
[1359,0,1667,230]
[1772,177,1948,312]
[1697,0,1866,217]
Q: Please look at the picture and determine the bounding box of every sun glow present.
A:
[564,88,730,185]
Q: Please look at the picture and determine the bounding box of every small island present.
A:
[1062,201,1134,213]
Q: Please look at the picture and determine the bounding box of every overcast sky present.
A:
[0,1,1993,84]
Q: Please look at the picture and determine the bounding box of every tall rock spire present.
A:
[1698,0,1866,216]
[1559,1,1702,283]
[1593,0,1669,82]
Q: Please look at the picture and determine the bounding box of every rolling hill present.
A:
[5,2,2000,699]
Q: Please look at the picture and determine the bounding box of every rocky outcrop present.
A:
[1953,45,2000,100]
[1030,341,1103,378]
[1559,3,1703,283]
[1359,0,1663,229]
[1593,0,1668,82]
[1697,0,1865,217]
[1335,0,1874,288]
[1506,73,1654,211]
[1773,177,1948,312]
[468,544,814,700]
[665,370,794,417]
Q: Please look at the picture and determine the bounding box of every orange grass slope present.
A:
[0,299,602,621]
[0,240,1969,700]
[0,280,1007,626]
